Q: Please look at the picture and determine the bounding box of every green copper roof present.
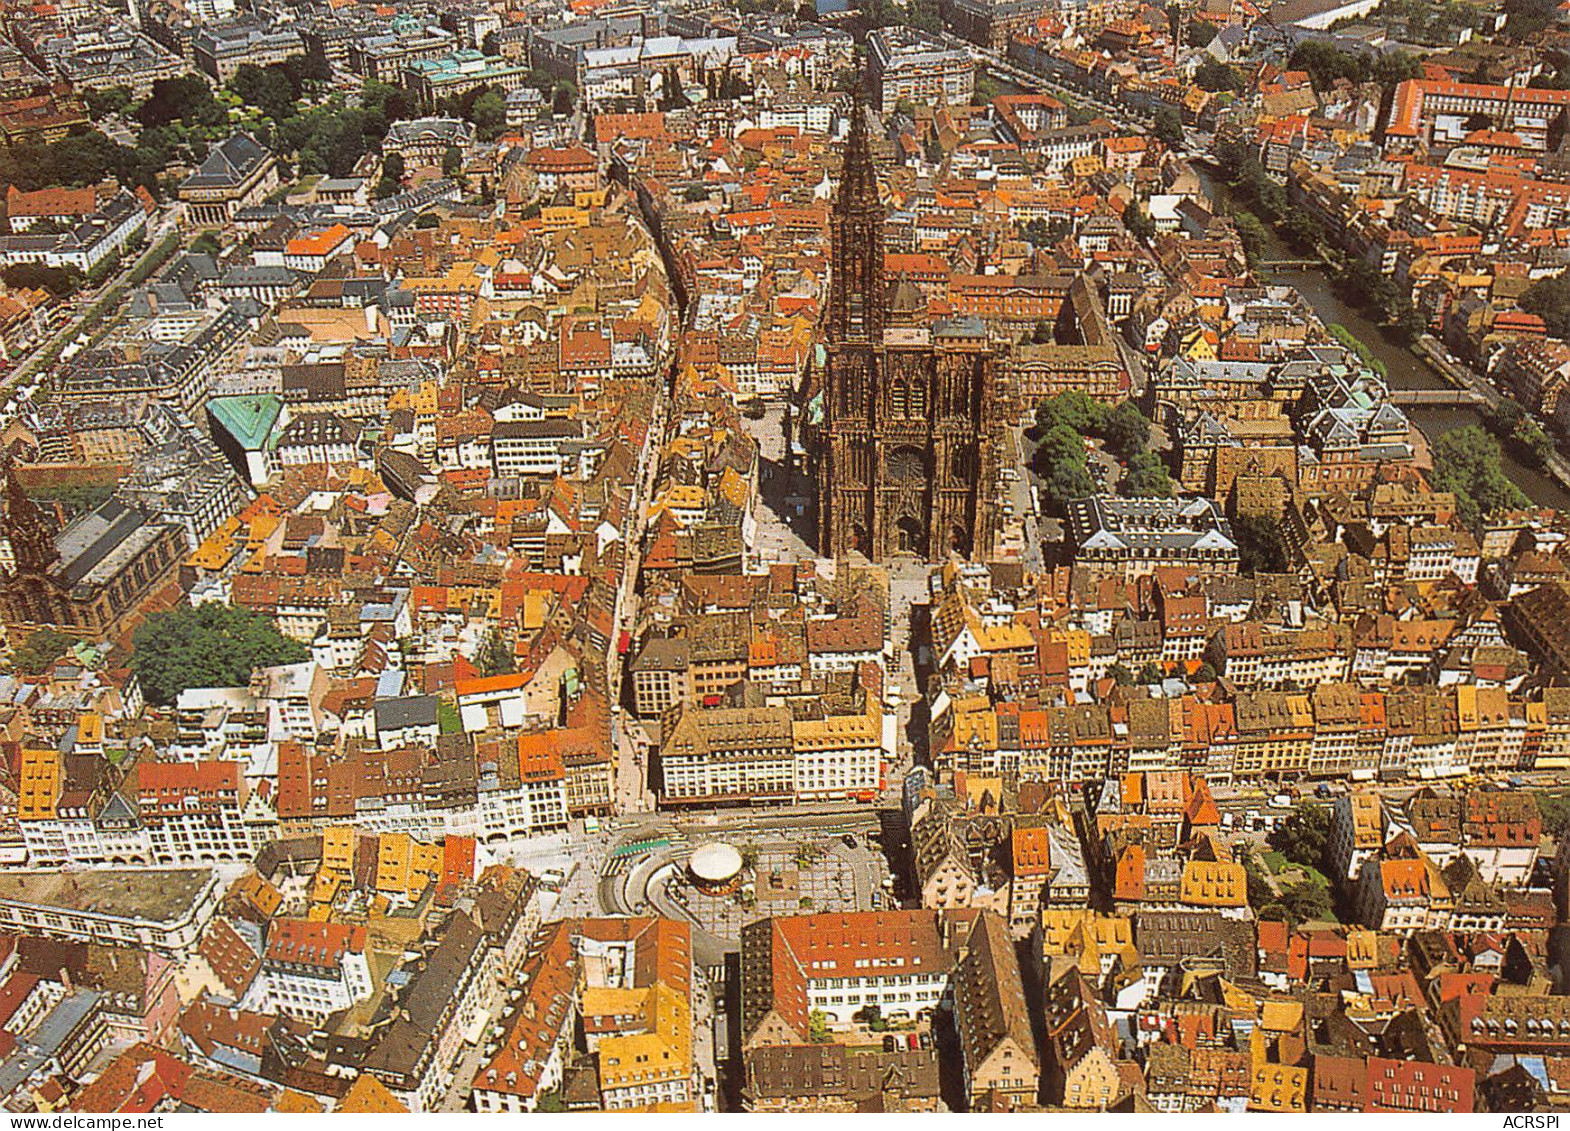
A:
[208,394,283,451]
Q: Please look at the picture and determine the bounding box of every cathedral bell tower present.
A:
[2,461,59,577]
[826,99,885,345]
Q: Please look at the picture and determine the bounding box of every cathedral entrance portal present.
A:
[896,516,924,554]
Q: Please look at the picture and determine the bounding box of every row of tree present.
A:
[1332,260,1426,344]
[1483,398,1553,471]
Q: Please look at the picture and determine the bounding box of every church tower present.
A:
[817,96,1002,563]
[3,463,59,576]
[827,102,884,344]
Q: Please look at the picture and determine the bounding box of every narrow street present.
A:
[607,363,669,815]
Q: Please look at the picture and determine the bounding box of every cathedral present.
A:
[816,101,1004,563]
[0,465,186,639]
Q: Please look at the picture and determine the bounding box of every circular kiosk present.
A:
[688,842,745,895]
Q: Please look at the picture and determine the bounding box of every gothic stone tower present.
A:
[817,101,1002,563]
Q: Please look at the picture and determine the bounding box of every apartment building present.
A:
[866,27,974,114]
[259,918,373,1021]
[739,910,956,1046]
[135,760,259,865]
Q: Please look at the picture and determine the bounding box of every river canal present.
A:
[1191,163,1570,509]
[1266,267,1570,511]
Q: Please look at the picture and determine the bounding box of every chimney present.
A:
[59,966,72,993]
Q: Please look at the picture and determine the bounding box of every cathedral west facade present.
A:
[816,102,1004,563]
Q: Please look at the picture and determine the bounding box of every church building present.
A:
[816,100,1004,563]
[0,467,186,639]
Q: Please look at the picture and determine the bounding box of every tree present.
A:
[1287,40,1370,90]
[2,263,82,298]
[442,145,463,178]
[12,628,72,675]
[1428,425,1530,529]
[1243,854,1277,910]
[135,75,225,129]
[85,85,134,119]
[277,101,382,177]
[1193,660,1218,682]
[1279,207,1319,252]
[808,1009,832,1043]
[1390,302,1427,345]
[1122,200,1155,242]
[1120,449,1172,497]
[1108,661,1134,685]
[1033,423,1087,468]
[659,65,690,111]
[1194,60,1242,92]
[1152,105,1185,149]
[1232,210,1271,263]
[1036,390,1107,435]
[1535,790,1570,838]
[230,63,296,122]
[1484,398,1553,469]
[1521,274,1570,340]
[1103,401,1151,460]
[375,152,406,199]
[1369,51,1422,89]
[477,627,513,676]
[360,80,418,133]
[1268,803,1332,868]
[854,1004,888,1031]
[415,212,440,229]
[552,81,577,116]
[190,231,223,257]
[1185,19,1219,45]
[1031,319,1054,344]
[1044,461,1095,506]
[1232,511,1285,573]
[0,131,157,195]
[1138,662,1164,683]
[282,51,332,88]
[131,603,307,706]
[1021,217,1069,248]
[1279,880,1334,925]
[468,89,507,140]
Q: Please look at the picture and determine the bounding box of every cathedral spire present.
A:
[828,82,886,344]
[3,459,59,576]
[838,93,879,216]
